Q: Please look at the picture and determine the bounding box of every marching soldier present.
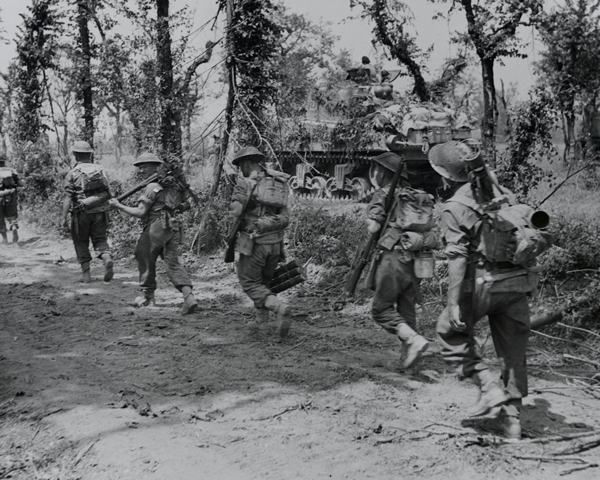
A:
[365,152,433,369]
[62,141,113,282]
[108,152,197,315]
[0,153,21,244]
[428,142,551,439]
[229,147,292,338]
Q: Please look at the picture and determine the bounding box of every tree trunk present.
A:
[480,57,496,166]
[156,0,182,158]
[77,0,94,147]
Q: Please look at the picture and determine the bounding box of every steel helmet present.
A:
[72,140,93,153]
[231,146,265,166]
[427,141,478,182]
[133,152,164,166]
[371,152,408,177]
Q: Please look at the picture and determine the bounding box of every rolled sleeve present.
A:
[138,183,162,206]
[231,178,252,207]
[64,171,76,196]
[441,208,470,258]
[366,189,387,224]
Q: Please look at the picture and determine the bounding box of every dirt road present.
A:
[1,227,599,479]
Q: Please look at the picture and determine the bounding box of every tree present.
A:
[10,0,60,147]
[432,0,543,164]
[350,0,430,101]
[535,0,600,162]
[75,0,95,146]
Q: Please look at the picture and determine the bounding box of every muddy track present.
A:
[1,228,599,479]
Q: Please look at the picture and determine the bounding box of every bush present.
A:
[541,215,600,279]
[287,200,368,267]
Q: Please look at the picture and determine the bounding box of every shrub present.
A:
[541,215,600,279]
[287,200,368,267]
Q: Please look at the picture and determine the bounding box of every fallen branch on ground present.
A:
[563,354,600,370]
[552,434,600,456]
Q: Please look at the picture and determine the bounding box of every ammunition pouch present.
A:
[235,231,255,256]
[377,228,401,250]
[160,209,184,231]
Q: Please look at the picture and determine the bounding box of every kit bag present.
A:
[394,187,434,232]
[479,204,552,266]
[73,163,110,196]
[255,170,289,208]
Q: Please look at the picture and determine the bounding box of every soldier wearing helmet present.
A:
[0,152,22,244]
[428,141,531,439]
[365,151,434,371]
[109,152,197,314]
[62,140,114,283]
[229,146,293,338]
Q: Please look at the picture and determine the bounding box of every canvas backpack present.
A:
[394,187,434,233]
[73,163,109,197]
[478,203,552,266]
[254,169,289,209]
[159,175,188,212]
[0,167,17,189]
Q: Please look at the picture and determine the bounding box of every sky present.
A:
[0,0,540,102]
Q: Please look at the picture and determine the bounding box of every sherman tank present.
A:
[273,71,478,199]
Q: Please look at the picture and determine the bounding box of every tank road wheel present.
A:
[351,177,372,201]
[310,176,328,198]
[289,175,300,190]
[325,177,338,198]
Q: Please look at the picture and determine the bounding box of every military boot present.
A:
[397,323,429,369]
[1,232,7,243]
[102,253,114,282]
[181,286,198,315]
[11,227,18,244]
[134,294,156,307]
[247,308,270,334]
[481,400,522,439]
[265,295,291,339]
[468,369,509,417]
[81,261,92,283]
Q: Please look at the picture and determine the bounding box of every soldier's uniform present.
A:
[63,141,113,282]
[429,142,551,439]
[0,155,21,244]
[230,147,292,338]
[109,152,197,315]
[134,179,194,307]
[366,152,432,369]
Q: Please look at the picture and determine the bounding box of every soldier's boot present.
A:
[397,323,429,369]
[247,308,269,334]
[180,286,198,315]
[265,295,292,339]
[81,261,92,283]
[10,225,18,244]
[468,369,509,417]
[102,253,114,282]
[482,400,522,439]
[134,293,156,307]
[1,232,7,243]
[500,400,522,439]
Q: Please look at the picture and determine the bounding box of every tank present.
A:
[273,73,478,200]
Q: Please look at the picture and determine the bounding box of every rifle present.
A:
[344,158,405,299]
[224,182,257,263]
[73,173,159,212]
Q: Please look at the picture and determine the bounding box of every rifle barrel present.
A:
[116,173,158,202]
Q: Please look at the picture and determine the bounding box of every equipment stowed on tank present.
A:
[274,67,479,200]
